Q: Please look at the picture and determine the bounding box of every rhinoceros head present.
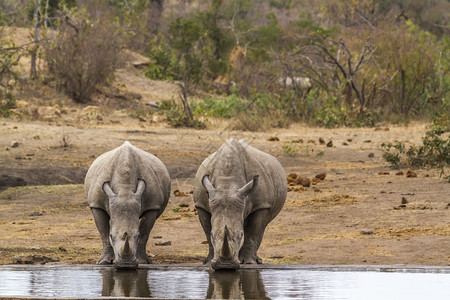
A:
[103,180,145,269]
[202,175,258,270]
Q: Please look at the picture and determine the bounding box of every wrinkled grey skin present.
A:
[85,141,170,269]
[194,139,286,270]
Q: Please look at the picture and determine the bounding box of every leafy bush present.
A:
[192,94,246,118]
[0,92,17,117]
[43,8,123,103]
[160,99,205,129]
[382,121,450,179]
[0,30,20,117]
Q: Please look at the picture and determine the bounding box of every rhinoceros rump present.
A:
[194,139,287,270]
[85,141,170,269]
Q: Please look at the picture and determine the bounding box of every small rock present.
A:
[347,138,353,142]
[364,140,372,143]
[155,241,171,246]
[315,173,326,180]
[146,101,160,108]
[401,197,408,204]
[446,204,450,209]
[406,170,417,178]
[29,211,43,217]
[11,141,19,148]
[378,171,390,175]
[178,202,189,208]
[270,255,284,259]
[33,135,40,140]
[360,230,374,235]
[138,116,147,122]
[368,153,375,158]
[267,136,279,142]
[396,171,404,176]
[153,236,163,239]
[319,137,326,144]
[201,240,209,245]
[58,246,67,252]
[342,142,349,146]
[398,204,407,208]
[326,141,333,147]
[5,147,10,151]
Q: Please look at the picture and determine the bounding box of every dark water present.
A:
[1,266,450,299]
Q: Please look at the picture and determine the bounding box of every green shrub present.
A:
[192,94,246,118]
[160,99,206,129]
[0,92,17,117]
[382,121,450,179]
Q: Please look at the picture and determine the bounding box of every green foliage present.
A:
[382,121,450,178]
[0,92,17,117]
[145,41,182,81]
[282,142,297,156]
[0,31,20,117]
[160,99,206,129]
[314,95,347,128]
[193,94,246,118]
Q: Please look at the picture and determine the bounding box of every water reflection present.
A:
[2,267,450,299]
[101,269,151,297]
[99,268,268,299]
[207,269,269,299]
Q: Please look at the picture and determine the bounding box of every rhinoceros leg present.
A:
[91,208,114,265]
[137,210,159,264]
[197,208,214,264]
[239,208,270,264]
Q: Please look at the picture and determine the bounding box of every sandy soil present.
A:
[1,119,449,266]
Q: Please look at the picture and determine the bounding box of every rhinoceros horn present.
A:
[121,234,132,258]
[221,225,231,259]
[202,175,216,195]
[134,179,146,196]
[237,175,259,198]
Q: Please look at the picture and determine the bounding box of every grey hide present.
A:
[85,141,170,269]
[193,138,287,270]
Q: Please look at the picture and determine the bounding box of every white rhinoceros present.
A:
[193,138,287,270]
[85,141,170,269]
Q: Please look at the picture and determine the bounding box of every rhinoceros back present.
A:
[85,141,170,215]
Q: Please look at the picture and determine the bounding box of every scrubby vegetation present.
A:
[382,103,450,179]
[0,0,448,127]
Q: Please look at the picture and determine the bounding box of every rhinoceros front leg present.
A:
[197,208,214,264]
[137,210,159,264]
[91,208,114,265]
[239,208,270,264]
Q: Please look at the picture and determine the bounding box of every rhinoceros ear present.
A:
[202,175,216,195]
[134,179,146,197]
[237,175,259,198]
[102,182,116,197]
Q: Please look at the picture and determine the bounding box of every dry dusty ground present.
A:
[1,26,449,267]
[1,119,450,267]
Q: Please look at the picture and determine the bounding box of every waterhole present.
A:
[0,265,449,299]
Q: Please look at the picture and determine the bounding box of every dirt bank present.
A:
[1,120,449,266]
